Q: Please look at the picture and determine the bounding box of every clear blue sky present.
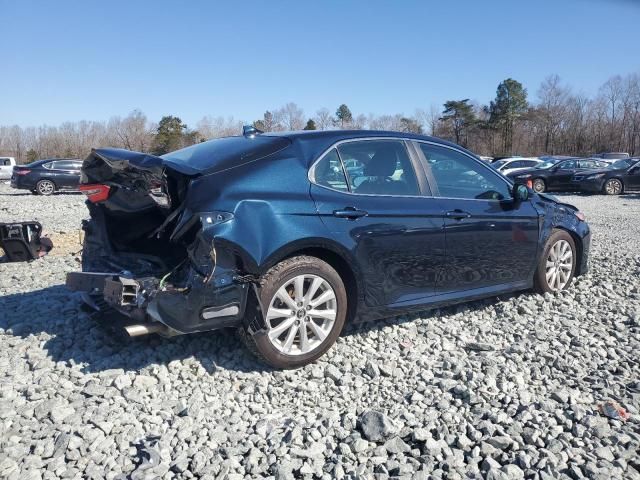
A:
[2,0,639,127]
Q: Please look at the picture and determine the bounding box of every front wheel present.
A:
[534,230,577,293]
[603,178,623,195]
[36,180,56,195]
[532,178,546,193]
[240,255,347,368]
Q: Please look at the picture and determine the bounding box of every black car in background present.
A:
[11,159,82,195]
[572,158,640,195]
[508,157,609,193]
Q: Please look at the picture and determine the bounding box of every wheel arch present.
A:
[260,240,362,324]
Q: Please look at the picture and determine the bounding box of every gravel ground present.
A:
[0,183,639,480]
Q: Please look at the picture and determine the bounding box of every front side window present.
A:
[312,149,349,192]
[418,143,511,200]
[337,140,420,196]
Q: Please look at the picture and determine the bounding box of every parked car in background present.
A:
[491,157,542,176]
[572,157,640,195]
[11,158,82,195]
[593,152,630,161]
[508,157,609,193]
[67,129,590,368]
[478,156,493,163]
[0,157,16,180]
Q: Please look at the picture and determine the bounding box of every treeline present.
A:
[1,72,638,164]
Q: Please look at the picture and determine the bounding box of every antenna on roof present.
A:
[243,125,264,138]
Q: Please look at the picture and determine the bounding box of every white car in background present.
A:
[492,157,542,176]
[0,157,16,180]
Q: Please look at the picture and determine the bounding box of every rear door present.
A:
[51,161,81,188]
[549,160,578,190]
[626,161,640,190]
[414,142,539,293]
[309,138,446,306]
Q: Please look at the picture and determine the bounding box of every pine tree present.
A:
[303,119,317,130]
[441,99,476,146]
[488,79,528,154]
[335,104,353,128]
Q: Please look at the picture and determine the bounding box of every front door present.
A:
[309,139,446,306]
[414,142,539,293]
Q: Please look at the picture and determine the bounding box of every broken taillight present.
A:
[79,184,111,203]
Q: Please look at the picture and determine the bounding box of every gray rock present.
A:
[359,411,397,442]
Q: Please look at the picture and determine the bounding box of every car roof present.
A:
[262,129,480,164]
[26,158,82,167]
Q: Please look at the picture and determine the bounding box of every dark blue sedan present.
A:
[67,129,591,368]
[11,158,82,195]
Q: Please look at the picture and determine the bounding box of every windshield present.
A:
[610,158,634,169]
[492,160,509,169]
[536,160,557,169]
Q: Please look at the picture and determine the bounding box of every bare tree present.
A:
[276,102,305,130]
[314,108,333,130]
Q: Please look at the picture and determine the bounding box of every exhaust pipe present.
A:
[124,323,167,337]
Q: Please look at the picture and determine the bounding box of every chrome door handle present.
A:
[333,207,368,219]
[446,210,471,220]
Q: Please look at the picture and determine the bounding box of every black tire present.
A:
[239,255,347,368]
[532,178,546,193]
[534,229,577,294]
[603,178,623,195]
[36,179,56,195]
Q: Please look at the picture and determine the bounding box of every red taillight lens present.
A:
[526,179,533,189]
[79,184,111,203]
[15,169,31,175]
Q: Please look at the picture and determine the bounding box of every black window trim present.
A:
[411,140,514,202]
[308,137,430,198]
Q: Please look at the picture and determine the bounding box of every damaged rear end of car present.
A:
[67,137,291,338]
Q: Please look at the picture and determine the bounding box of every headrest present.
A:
[365,146,398,176]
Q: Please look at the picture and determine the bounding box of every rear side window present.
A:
[522,160,537,167]
[338,140,420,196]
[312,149,349,192]
[418,143,511,200]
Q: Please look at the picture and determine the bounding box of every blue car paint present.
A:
[77,131,591,335]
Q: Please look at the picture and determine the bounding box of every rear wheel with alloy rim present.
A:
[240,255,347,368]
[36,179,55,195]
[532,178,546,193]
[603,178,623,195]
[534,230,577,293]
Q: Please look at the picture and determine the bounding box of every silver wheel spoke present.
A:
[308,320,328,341]
[266,308,292,321]
[294,276,305,303]
[309,308,336,321]
[276,287,297,310]
[310,289,335,308]
[282,324,297,352]
[305,277,323,306]
[299,323,309,352]
[268,316,297,339]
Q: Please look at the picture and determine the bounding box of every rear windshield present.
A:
[161,136,291,172]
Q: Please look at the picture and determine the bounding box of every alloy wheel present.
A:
[533,179,545,193]
[605,179,622,195]
[37,180,55,195]
[545,239,573,291]
[265,274,337,356]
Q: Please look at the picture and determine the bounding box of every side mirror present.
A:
[513,183,530,202]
